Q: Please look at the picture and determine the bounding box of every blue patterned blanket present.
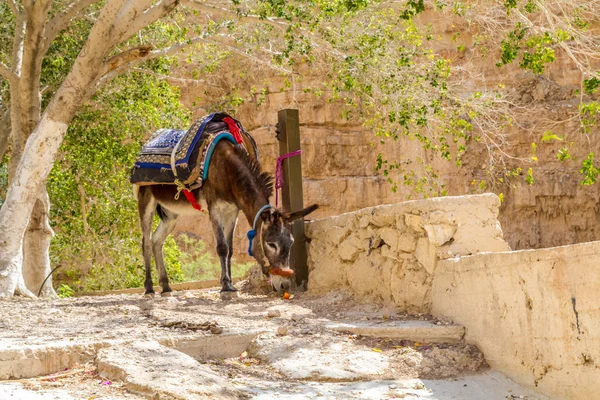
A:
[130,112,256,186]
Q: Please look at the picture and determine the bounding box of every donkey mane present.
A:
[231,143,274,200]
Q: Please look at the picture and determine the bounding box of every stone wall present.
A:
[305,193,600,400]
[432,242,600,400]
[305,193,509,313]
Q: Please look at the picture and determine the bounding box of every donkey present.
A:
[135,139,318,297]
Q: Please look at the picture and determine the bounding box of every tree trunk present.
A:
[2,2,53,298]
[0,0,176,297]
[0,247,35,299]
[22,188,56,298]
[0,114,69,297]
[0,108,10,160]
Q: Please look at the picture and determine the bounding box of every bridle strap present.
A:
[247,205,272,256]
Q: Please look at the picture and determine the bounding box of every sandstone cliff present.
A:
[172,7,600,257]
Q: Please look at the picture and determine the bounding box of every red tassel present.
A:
[182,189,202,212]
[223,116,244,144]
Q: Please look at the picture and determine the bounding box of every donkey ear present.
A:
[260,210,272,222]
[285,204,319,222]
[260,208,273,222]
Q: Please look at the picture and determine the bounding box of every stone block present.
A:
[398,233,418,253]
[326,226,351,246]
[338,236,362,262]
[424,223,457,246]
[390,261,431,313]
[405,214,424,233]
[371,208,396,227]
[415,238,438,275]
[359,215,371,228]
[381,244,398,261]
[379,227,400,252]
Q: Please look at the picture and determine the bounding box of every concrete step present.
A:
[97,341,242,399]
[326,320,465,343]
[0,371,551,400]
[239,370,550,399]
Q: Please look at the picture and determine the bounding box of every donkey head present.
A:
[256,204,318,292]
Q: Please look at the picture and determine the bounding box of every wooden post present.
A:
[276,109,308,290]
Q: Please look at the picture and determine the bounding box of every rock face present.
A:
[170,9,600,260]
[305,194,510,313]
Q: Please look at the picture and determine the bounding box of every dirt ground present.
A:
[0,284,548,399]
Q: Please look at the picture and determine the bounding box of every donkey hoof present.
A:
[220,291,240,301]
[160,291,173,297]
[144,292,155,299]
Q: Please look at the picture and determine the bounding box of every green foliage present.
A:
[504,0,518,15]
[580,153,599,186]
[583,76,600,95]
[400,0,425,20]
[526,167,534,185]
[496,27,558,74]
[56,283,74,298]
[541,131,562,142]
[497,24,527,67]
[556,147,571,162]
[48,71,190,292]
[177,235,253,281]
[579,101,600,134]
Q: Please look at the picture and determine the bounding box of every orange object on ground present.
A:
[269,268,295,278]
[283,292,291,300]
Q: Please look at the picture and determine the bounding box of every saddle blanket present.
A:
[130,112,257,186]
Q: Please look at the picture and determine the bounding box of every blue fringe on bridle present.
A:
[247,204,272,256]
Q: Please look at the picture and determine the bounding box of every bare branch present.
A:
[181,0,288,30]
[22,0,34,14]
[98,44,153,77]
[7,0,21,17]
[96,34,291,88]
[116,0,180,44]
[130,67,219,86]
[44,0,101,53]
[9,0,25,74]
[95,35,212,86]
[0,62,16,83]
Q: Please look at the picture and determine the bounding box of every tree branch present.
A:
[9,0,25,73]
[44,0,101,53]
[7,0,21,17]
[116,0,180,44]
[95,36,211,86]
[0,62,16,83]
[98,44,153,77]
[130,67,219,86]
[181,0,288,30]
[96,33,292,88]
[0,107,10,161]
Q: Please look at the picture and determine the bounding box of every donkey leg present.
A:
[137,186,157,296]
[224,212,239,289]
[151,207,179,296]
[209,202,239,292]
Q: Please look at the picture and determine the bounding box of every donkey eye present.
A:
[266,242,278,251]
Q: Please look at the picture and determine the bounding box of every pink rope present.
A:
[275,149,302,208]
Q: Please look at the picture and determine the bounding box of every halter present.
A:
[247,204,272,256]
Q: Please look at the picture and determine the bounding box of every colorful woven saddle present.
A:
[130,112,257,187]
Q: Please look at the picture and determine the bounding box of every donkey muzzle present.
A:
[269,273,294,293]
